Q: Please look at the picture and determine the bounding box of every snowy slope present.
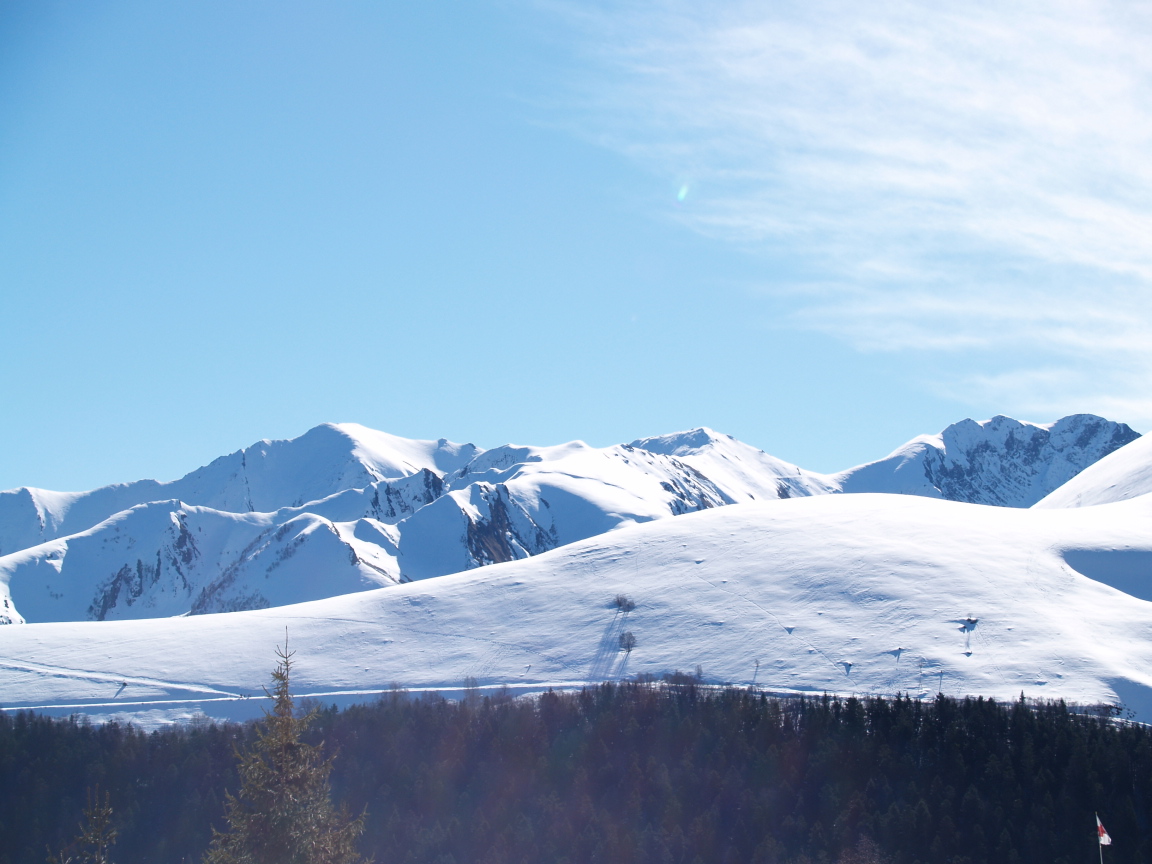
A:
[1034,432,1152,509]
[833,414,1138,507]
[0,424,479,557]
[3,493,1152,725]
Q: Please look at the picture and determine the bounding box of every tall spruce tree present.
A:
[204,638,367,864]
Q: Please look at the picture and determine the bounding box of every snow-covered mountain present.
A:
[0,434,751,623]
[0,415,1138,625]
[833,414,1138,507]
[4,491,1152,726]
[0,423,479,558]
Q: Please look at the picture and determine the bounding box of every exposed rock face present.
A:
[464,483,559,568]
[88,508,199,621]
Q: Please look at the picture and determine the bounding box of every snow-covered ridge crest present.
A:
[630,427,839,501]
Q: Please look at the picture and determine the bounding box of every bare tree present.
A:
[613,594,636,612]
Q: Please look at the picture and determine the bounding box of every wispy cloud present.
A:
[544,0,1152,426]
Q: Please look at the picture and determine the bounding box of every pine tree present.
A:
[47,786,118,864]
[204,638,368,864]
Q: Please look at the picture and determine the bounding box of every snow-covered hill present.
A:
[0,416,1138,625]
[1034,432,1152,509]
[833,414,1138,506]
[3,492,1152,726]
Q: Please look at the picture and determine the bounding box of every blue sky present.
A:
[3,1,1149,491]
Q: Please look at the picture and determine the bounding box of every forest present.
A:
[1,678,1148,864]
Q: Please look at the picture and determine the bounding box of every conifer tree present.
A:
[47,786,117,864]
[204,638,367,864]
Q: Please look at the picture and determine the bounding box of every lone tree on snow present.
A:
[204,637,368,864]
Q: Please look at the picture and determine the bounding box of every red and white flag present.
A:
[1097,814,1112,846]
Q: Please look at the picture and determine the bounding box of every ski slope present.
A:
[3,492,1152,726]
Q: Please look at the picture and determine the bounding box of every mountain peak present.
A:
[629,427,730,457]
[839,413,1139,507]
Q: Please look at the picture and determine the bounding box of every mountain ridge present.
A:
[0,414,1141,625]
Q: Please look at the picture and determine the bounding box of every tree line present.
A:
[1,675,1149,864]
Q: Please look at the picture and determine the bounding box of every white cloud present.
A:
[544,0,1152,425]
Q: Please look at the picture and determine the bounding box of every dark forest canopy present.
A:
[0,684,1148,864]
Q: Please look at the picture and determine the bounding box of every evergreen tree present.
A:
[204,639,367,864]
[47,786,117,864]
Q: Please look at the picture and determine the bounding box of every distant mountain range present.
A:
[0,414,1139,625]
